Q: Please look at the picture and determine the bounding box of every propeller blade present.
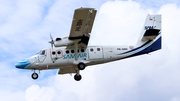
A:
[50,33,53,41]
[51,43,53,50]
[49,33,54,49]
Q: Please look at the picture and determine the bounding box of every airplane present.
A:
[15,7,162,81]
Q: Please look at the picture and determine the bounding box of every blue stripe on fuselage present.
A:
[132,36,161,56]
[118,37,161,58]
[118,40,152,55]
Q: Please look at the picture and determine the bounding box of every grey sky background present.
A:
[0,0,180,101]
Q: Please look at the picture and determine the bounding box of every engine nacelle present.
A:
[49,37,80,47]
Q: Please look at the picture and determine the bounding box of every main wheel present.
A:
[78,62,85,70]
[32,73,38,80]
[74,74,82,81]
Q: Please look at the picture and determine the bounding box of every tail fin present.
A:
[135,14,161,54]
[137,15,161,44]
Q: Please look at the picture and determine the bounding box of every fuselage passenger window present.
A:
[66,50,69,54]
[71,50,74,53]
[52,51,56,55]
[81,49,84,52]
[97,48,100,51]
[90,48,93,52]
[57,51,61,54]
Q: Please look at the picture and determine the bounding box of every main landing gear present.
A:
[30,62,86,81]
[77,62,86,70]
[31,70,39,80]
[74,74,82,81]
[74,63,86,81]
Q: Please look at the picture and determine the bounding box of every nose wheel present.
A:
[32,73,38,80]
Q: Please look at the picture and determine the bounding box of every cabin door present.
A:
[88,47,104,60]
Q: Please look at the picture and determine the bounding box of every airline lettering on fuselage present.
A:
[63,53,87,59]
[144,26,156,30]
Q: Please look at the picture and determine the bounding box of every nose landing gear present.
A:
[31,69,39,80]
[32,73,38,80]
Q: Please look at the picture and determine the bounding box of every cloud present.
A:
[25,85,55,101]
[91,0,153,46]
[22,1,180,101]
[90,1,180,101]
[0,89,25,101]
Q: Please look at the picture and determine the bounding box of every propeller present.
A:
[49,33,54,49]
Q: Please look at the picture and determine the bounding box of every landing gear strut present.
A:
[74,62,85,81]
[31,70,38,80]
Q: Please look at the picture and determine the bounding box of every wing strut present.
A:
[75,42,78,61]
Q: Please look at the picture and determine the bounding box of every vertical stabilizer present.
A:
[133,14,162,55]
[137,15,161,45]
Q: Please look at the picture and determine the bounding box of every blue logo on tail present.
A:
[145,26,156,30]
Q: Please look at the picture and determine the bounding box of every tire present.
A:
[32,73,38,80]
[74,74,82,81]
[78,62,85,70]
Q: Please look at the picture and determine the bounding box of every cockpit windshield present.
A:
[40,50,45,55]
[37,50,46,55]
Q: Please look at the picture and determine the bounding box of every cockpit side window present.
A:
[90,48,93,52]
[40,50,46,55]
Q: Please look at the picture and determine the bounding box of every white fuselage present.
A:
[25,45,134,70]
[15,33,161,71]
[15,14,161,81]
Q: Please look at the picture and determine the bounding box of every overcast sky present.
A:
[0,0,180,101]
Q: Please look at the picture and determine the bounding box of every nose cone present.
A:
[15,59,31,69]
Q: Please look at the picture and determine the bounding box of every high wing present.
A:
[52,8,97,49]
[67,7,97,49]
